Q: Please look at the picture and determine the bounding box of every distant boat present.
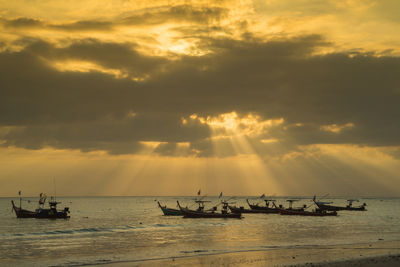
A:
[277,199,308,212]
[271,198,336,216]
[313,197,367,211]
[228,204,266,214]
[177,200,242,219]
[246,198,280,213]
[157,201,182,216]
[11,193,70,219]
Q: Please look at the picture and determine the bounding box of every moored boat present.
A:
[11,193,70,219]
[267,199,307,213]
[11,203,37,218]
[280,199,307,212]
[177,201,242,219]
[157,201,182,216]
[246,199,280,213]
[313,196,367,211]
[228,205,266,214]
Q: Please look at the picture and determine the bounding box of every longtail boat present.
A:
[228,205,266,213]
[177,201,242,219]
[313,197,367,211]
[157,201,182,216]
[274,198,337,216]
[246,199,280,213]
[271,199,307,213]
[281,199,307,211]
[11,193,70,219]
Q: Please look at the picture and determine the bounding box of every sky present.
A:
[0,0,399,197]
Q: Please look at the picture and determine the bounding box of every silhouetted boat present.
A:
[157,201,182,216]
[280,199,307,211]
[177,200,242,219]
[11,194,70,219]
[274,198,337,216]
[313,197,367,211]
[246,199,280,213]
[270,199,308,213]
[228,205,266,213]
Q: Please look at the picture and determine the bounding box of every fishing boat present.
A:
[246,199,280,213]
[157,201,182,216]
[228,204,266,214]
[273,198,337,216]
[280,199,307,211]
[270,199,307,213]
[11,193,70,219]
[313,197,367,211]
[177,200,242,219]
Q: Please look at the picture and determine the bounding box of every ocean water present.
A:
[1,196,399,266]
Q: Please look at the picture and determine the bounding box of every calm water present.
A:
[1,196,399,266]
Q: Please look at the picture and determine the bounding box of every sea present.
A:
[1,196,399,266]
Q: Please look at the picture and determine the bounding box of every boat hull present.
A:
[161,208,182,216]
[316,203,366,211]
[11,201,70,219]
[229,205,271,214]
[246,200,280,213]
[180,208,242,218]
[158,202,183,216]
[176,201,242,219]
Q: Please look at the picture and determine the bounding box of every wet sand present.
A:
[103,240,400,267]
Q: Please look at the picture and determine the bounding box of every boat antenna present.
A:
[53,177,57,202]
[19,190,22,208]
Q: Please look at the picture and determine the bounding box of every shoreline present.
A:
[99,240,400,267]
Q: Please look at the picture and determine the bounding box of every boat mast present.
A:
[19,190,22,208]
[53,177,57,202]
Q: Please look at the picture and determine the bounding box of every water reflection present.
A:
[1,196,400,266]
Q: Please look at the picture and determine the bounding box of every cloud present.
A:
[51,20,114,31]
[25,39,168,79]
[1,34,399,156]
[1,17,44,28]
[320,123,355,133]
[120,5,228,26]
[0,5,227,33]
[0,17,113,32]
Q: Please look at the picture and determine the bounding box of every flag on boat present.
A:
[218,192,223,198]
[197,189,201,196]
[260,193,265,199]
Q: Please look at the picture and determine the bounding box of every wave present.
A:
[2,223,181,240]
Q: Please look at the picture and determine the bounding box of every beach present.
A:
[104,240,400,267]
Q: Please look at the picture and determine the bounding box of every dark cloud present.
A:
[0,47,138,125]
[51,21,114,31]
[1,34,399,156]
[25,39,168,78]
[1,17,44,28]
[0,5,227,33]
[120,5,227,26]
[0,17,113,31]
